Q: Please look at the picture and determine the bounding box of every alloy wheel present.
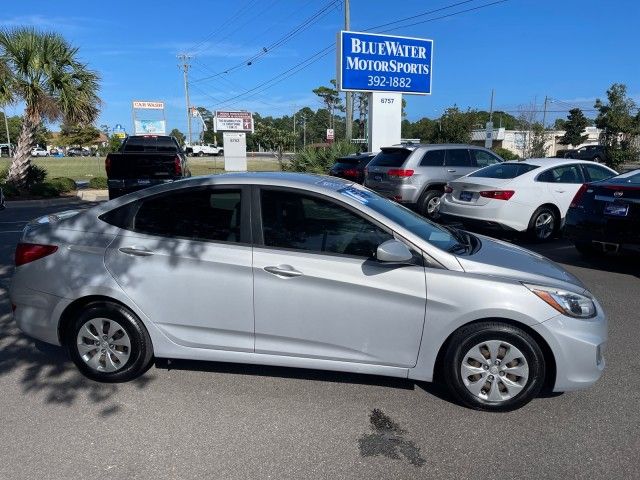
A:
[427,196,441,216]
[460,340,529,402]
[76,318,132,373]
[534,212,554,240]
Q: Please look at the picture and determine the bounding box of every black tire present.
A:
[527,206,558,242]
[65,301,154,382]
[108,188,121,200]
[443,322,546,412]
[419,189,443,219]
[197,151,204,157]
[218,149,224,156]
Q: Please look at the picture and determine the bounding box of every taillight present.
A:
[387,169,414,178]
[15,243,58,267]
[444,185,453,194]
[343,168,358,177]
[570,184,589,208]
[174,156,182,176]
[479,190,515,201]
[105,155,111,176]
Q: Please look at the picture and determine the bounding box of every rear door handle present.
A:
[264,265,303,278]
[119,246,154,256]
[555,189,566,193]
[447,169,456,173]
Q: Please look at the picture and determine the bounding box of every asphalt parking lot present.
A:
[1,200,639,480]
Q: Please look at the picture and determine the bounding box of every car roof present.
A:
[386,143,493,151]
[503,158,608,168]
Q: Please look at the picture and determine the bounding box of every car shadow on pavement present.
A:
[0,310,154,417]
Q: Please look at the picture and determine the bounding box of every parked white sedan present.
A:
[439,158,617,241]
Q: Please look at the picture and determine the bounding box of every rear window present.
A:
[608,170,640,185]
[470,163,539,179]
[123,136,179,153]
[369,149,411,167]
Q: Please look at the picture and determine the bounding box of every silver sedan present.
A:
[10,173,606,411]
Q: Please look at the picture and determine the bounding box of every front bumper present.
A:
[533,309,607,392]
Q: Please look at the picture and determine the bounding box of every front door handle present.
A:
[264,265,303,278]
[447,169,456,173]
[555,189,566,193]
[119,246,154,256]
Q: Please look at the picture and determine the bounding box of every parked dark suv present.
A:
[329,152,376,184]
[364,144,504,218]
[564,145,606,163]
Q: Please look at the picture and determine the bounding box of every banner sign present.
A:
[337,31,433,95]
[214,111,254,133]
[132,100,165,109]
[134,119,166,134]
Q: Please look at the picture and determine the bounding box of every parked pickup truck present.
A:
[105,135,191,199]
[185,143,224,157]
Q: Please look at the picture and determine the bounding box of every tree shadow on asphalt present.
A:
[0,309,154,417]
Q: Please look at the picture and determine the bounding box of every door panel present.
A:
[253,248,426,367]
[539,165,584,215]
[445,149,474,180]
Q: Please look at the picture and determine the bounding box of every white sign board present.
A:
[215,111,254,133]
[134,120,166,135]
[327,128,335,141]
[132,101,165,109]
[485,121,494,149]
[368,92,402,152]
[223,132,247,171]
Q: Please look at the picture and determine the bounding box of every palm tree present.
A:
[0,28,100,188]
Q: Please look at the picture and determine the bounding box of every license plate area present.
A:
[604,203,628,216]
[459,191,473,202]
[373,174,383,182]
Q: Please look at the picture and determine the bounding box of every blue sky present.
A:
[3,0,640,134]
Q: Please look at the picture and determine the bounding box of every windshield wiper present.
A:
[442,225,472,254]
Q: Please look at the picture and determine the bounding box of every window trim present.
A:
[251,185,421,263]
[101,184,252,245]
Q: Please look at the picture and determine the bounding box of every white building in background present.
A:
[471,127,602,157]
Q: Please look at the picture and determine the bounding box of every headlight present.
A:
[524,284,596,318]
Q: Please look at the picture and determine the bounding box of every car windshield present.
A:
[369,148,411,167]
[469,162,539,179]
[337,185,460,252]
[607,170,640,184]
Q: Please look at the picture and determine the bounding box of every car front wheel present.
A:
[443,322,546,411]
[66,301,154,382]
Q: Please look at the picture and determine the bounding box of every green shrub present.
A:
[49,177,76,193]
[0,166,8,181]
[29,182,61,197]
[492,146,519,161]
[0,183,19,198]
[0,164,47,187]
[89,176,108,189]
[287,141,359,174]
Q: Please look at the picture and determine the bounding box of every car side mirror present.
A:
[376,239,413,263]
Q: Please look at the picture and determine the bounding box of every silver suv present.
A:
[364,144,504,218]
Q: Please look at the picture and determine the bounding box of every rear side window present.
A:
[583,164,614,182]
[445,149,472,167]
[537,165,584,184]
[471,150,502,168]
[469,163,539,179]
[369,149,411,167]
[419,149,445,166]
[123,136,180,153]
[104,188,243,242]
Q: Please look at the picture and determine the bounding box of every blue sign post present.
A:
[337,31,433,95]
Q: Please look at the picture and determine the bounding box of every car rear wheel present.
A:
[528,207,558,241]
[197,151,204,157]
[66,301,154,382]
[419,190,442,219]
[443,322,545,411]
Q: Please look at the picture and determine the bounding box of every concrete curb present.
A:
[5,190,108,207]
[75,189,109,202]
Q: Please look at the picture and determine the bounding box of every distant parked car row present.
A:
[30,146,94,157]
[329,144,636,256]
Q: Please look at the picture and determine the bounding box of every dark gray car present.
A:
[364,144,504,218]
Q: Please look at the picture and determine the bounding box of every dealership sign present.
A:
[132,100,165,109]
[337,31,433,95]
[214,111,254,133]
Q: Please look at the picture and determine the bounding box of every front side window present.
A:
[420,149,445,167]
[583,164,614,182]
[537,165,584,184]
[471,150,501,168]
[445,149,472,167]
[132,188,243,242]
[260,189,392,258]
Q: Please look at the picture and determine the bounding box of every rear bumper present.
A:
[438,195,530,232]
[533,308,607,392]
[565,210,640,253]
[364,180,420,204]
[10,285,64,346]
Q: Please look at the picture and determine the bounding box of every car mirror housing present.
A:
[376,239,413,263]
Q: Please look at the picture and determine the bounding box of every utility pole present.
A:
[293,106,296,153]
[542,96,549,129]
[303,115,307,147]
[178,53,193,145]
[344,0,353,142]
[489,89,494,122]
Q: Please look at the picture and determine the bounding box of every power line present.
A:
[192,0,341,83]
[208,1,509,109]
[364,0,477,31]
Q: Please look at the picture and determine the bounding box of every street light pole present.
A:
[178,53,193,145]
[344,0,353,143]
